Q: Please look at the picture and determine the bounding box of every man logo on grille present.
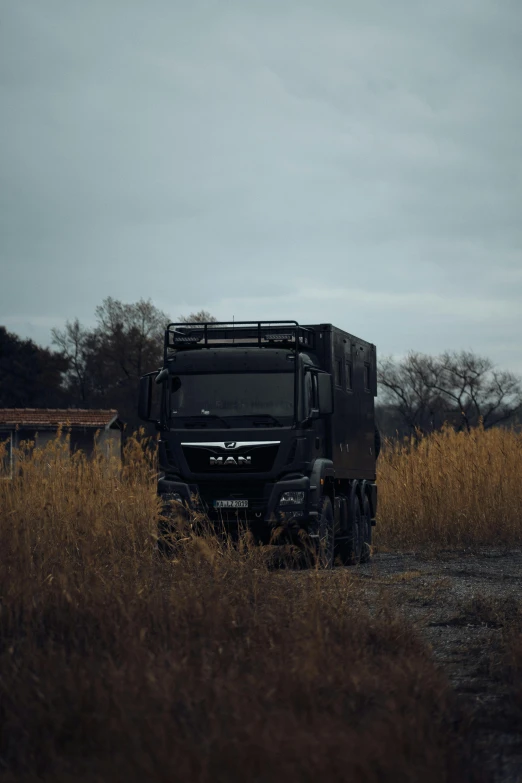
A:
[224,442,237,449]
[210,456,251,466]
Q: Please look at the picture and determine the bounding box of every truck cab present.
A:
[138,321,378,565]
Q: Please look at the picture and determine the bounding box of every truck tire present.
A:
[314,495,335,569]
[338,492,363,566]
[360,494,372,563]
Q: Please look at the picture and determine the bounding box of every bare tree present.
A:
[378,352,450,435]
[94,297,169,381]
[51,319,92,403]
[178,310,217,323]
[52,298,171,425]
[432,351,522,431]
[378,351,522,435]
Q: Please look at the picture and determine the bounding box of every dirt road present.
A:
[275,546,521,781]
[351,549,522,783]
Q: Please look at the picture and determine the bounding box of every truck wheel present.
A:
[338,492,363,566]
[360,494,372,563]
[314,495,335,569]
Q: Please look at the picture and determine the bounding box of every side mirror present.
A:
[155,368,169,384]
[138,375,152,421]
[317,373,333,415]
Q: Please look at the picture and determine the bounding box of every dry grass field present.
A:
[376,425,522,550]
[0,427,521,782]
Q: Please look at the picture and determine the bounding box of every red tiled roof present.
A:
[0,409,120,428]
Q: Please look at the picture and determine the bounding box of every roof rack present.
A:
[164,320,315,361]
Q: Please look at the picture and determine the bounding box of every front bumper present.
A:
[158,474,312,523]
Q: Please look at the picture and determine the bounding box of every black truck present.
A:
[138,321,379,566]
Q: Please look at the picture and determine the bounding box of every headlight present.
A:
[163,492,183,504]
[279,491,305,505]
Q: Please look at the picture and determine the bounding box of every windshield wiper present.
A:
[250,414,284,427]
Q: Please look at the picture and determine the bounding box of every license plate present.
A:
[214,500,249,509]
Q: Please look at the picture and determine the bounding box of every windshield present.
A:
[169,372,294,420]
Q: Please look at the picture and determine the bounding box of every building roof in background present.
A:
[0,409,122,429]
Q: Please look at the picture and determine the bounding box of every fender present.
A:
[309,458,335,512]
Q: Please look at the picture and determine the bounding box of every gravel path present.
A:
[353,550,522,783]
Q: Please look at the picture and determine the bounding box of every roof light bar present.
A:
[173,335,202,343]
[165,320,315,354]
[264,333,294,341]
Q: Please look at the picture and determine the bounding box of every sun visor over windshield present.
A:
[168,348,298,374]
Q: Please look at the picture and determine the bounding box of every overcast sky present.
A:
[1,0,521,372]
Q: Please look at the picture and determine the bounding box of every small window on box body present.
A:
[334,358,343,388]
[364,362,371,392]
[345,360,353,392]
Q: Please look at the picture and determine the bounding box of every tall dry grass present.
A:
[376,425,522,550]
[0,433,483,782]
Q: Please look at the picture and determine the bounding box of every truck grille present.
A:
[182,442,279,474]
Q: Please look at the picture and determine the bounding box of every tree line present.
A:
[1,298,520,436]
[0,300,214,430]
[377,351,521,437]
